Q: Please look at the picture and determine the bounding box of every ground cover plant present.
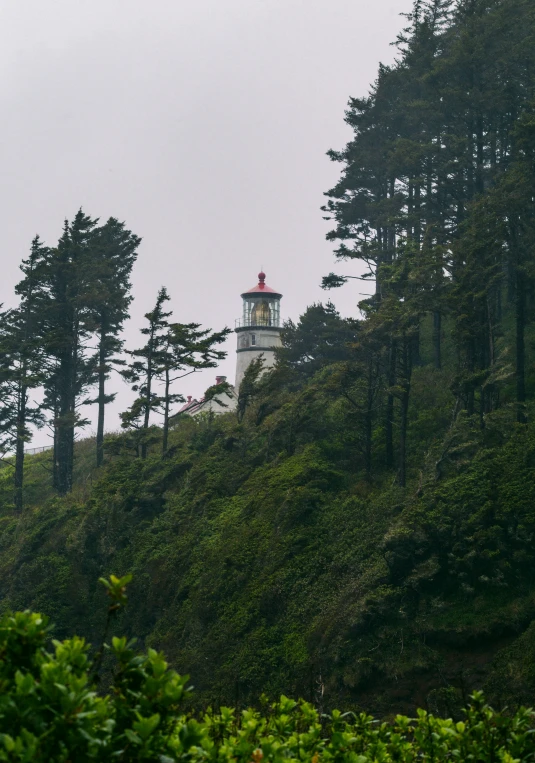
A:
[0,577,533,762]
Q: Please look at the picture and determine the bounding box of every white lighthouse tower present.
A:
[235,271,283,391]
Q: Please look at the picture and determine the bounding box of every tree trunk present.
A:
[387,178,396,264]
[141,340,154,460]
[412,322,421,366]
[96,327,106,468]
[364,357,374,481]
[376,224,384,299]
[14,383,27,512]
[163,368,170,454]
[65,330,79,493]
[398,337,412,489]
[57,350,72,495]
[386,338,396,469]
[466,339,475,416]
[414,181,421,246]
[407,181,414,242]
[433,311,442,370]
[52,391,59,491]
[516,268,526,423]
[467,117,476,201]
[399,390,409,488]
[475,113,485,194]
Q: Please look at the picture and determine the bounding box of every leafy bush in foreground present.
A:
[0,579,533,761]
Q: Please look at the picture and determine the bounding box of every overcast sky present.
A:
[0,0,411,446]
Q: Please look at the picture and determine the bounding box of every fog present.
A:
[0,0,412,446]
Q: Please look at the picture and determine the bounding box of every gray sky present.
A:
[0,0,411,446]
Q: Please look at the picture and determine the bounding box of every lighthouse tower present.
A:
[235,271,283,391]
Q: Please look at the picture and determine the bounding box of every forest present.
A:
[2,0,535,749]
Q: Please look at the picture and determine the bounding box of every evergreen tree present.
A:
[0,314,19,463]
[120,288,171,458]
[158,322,230,453]
[40,211,99,493]
[237,355,265,423]
[277,303,359,379]
[121,289,230,455]
[82,218,141,467]
[323,0,535,482]
[0,238,48,509]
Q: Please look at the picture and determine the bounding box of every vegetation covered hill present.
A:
[3,0,535,719]
[2,324,535,716]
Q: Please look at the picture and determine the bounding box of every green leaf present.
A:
[124,729,142,745]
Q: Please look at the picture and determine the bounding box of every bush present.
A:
[0,578,534,761]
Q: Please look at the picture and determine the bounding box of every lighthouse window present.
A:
[251,333,256,346]
[251,300,270,326]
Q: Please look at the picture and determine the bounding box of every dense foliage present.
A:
[322,0,535,485]
[1,584,534,761]
[3,0,535,723]
[3,355,535,712]
[0,213,229,499]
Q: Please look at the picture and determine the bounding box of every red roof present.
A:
[177,396,200,413]
[241,271,282,298]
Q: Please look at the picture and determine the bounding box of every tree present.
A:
[158,322,230,452]
[0,238,48,509]
[120,288,171,458]
[324,347,381,480]
[121,289,231,455]
[82,218,141,467]
[41,210,99,494]
[237,355,265,423]
[0,575,192,761]
[0,320,19,463]
[277,303,359,379]
[322,0,535,479]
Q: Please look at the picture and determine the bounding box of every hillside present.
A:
[3,0,535,719]
[2,321,535,716]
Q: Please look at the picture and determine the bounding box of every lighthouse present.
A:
[235,271,283,390]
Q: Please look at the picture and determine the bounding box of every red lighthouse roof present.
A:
[241,271,282,298]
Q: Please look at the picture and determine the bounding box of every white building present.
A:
[179,271,283,418]
[235,271,283,390]
[177,376,238,417]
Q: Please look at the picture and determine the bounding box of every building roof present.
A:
[177,396,200,414]
[241,271,282,299]
[176,377,238,418]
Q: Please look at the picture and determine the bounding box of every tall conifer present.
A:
[42,210,98,494]
[83,218,141,466]
[0,238,49,509]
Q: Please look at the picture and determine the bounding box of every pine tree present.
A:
[0,315,19,462]
[0,238,49,509]
[41,211,99,494]
[322,0,535,484]
[82,218,141,466]
[237,355,265,423]
[120,287,171,458]
[121,289,230,455]
[277,303,359,379]
[158,322,230,453]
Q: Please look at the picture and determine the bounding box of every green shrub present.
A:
[0,578,534,761]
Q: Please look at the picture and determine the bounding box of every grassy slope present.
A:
[1,353,535,716]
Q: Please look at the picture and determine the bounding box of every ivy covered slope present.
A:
[2,315,535,716]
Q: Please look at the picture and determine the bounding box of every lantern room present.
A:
[239,271,282,328]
